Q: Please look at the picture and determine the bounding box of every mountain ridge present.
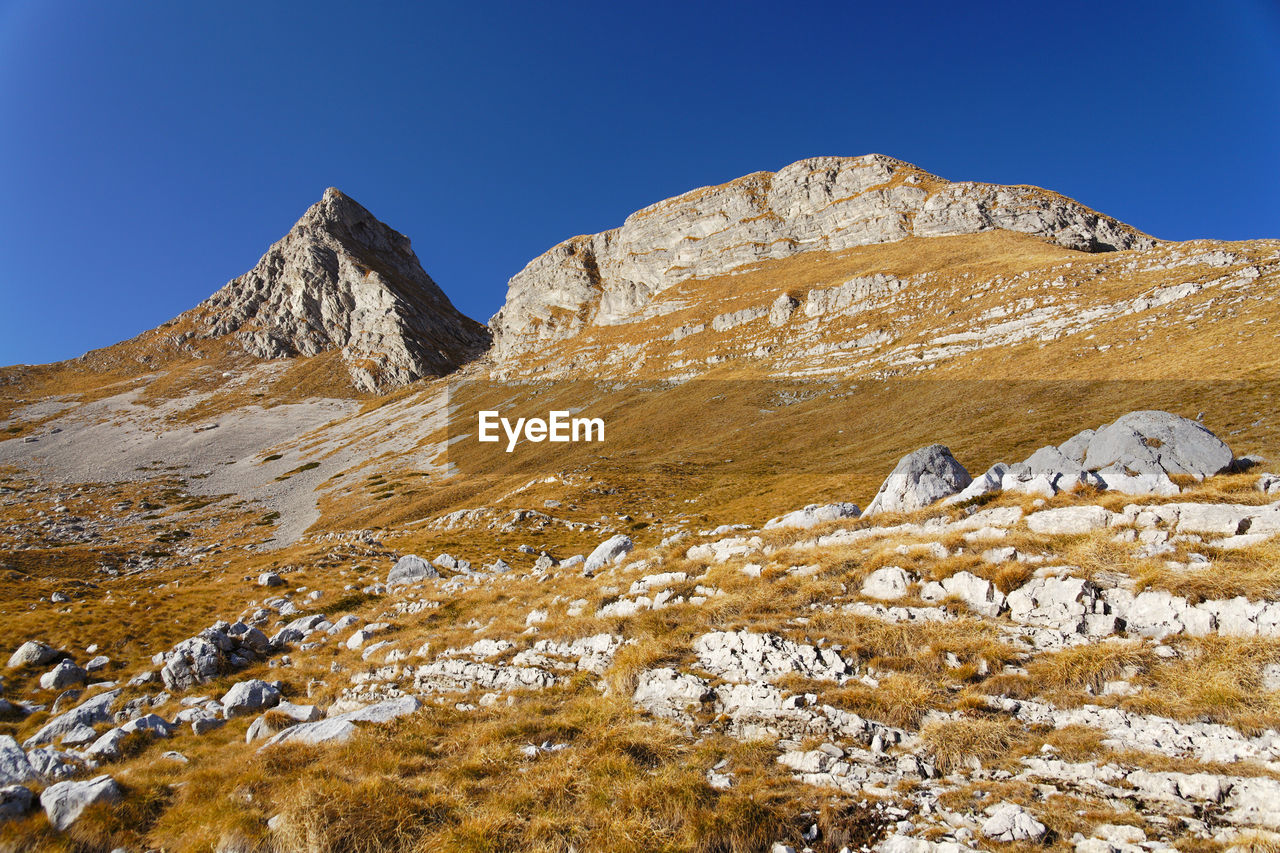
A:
[487,154,1157,361]
[1,155,1162,393]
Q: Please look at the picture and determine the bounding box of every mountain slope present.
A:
[483,229,1279,382]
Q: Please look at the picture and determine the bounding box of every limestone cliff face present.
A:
[188,188,489,392]
[488,155,1155,359]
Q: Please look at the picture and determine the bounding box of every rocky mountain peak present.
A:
[488,154,1157,360]
[303,187,392,235]
[186,189,489,392]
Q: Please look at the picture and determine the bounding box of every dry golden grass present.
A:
[605,623,699,697]
[1025,640,1152,696]
[1036,724,1109,762]
[919,715,1026,775]
[1135,539,1280,602]
[818,673,945,729]
[1056,533,1150,582]
[1225,833,1280,852]
[91,687,882,853]
[1125,636,1280,731]
[804,611,1019,676]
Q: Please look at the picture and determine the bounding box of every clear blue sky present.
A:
[2,1,1278,367]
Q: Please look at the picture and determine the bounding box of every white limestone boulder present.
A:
[861,566,913,600]
[6,641,58,670]
[694,630,850,683]
[259,696,420,749]
[947,462,1010,504]
[0,737,36,786]
[23,690,120,748]
[1027,505,1115,535]
[764,502,860,530]
[39,774,121,831]
[0,784,34,821]
[221,679,282,719]
[633,668,713,719]
[980,802,1046,842]
[1085,410,1233,483]
[920,571,1006,617]
[584,534,634,574]
[39,660,87,692]
[386,555,438,588]
[866,445,972,516]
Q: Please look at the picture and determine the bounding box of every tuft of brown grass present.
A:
[606,624,695,697]
[271,776,455,853]
[257,708,297,733]
[821,673,944,729]
[1135,539,1280,602]
[1025,640,1151,696]
[1037,724,1108,762]
[990,561,1034,594]
[919,716,1025,774]
[1058,533,1141,584]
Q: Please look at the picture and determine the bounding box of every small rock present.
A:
[84,728,128,760]
[0,736,37,785]
[584,535,633,575]
[0,784,35,821]
[220,679,281,719]
[980,802,1046,842]
[259,696,419,748]
[84,656,110,673]
[764,502,861,529]
[39,660,88,691]
[861,566,913,600]
[58,724,97,747]
[387,555,438,588]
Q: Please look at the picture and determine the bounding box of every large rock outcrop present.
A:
[1084,410,1234,483]
[954,410,1236,503]
[489,154,1156,359]
[185,188,489,391]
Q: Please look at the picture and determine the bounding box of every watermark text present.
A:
[477,410,604,452]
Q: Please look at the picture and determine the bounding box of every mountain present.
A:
[3,157,1280,851]
[489,154,1155,362]
[42,188,489,395]
[184,187,490,392]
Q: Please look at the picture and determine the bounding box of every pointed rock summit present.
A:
[189,188,489,392]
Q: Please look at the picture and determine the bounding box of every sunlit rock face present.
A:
[190,188,490,392]
[488,154,1154,359]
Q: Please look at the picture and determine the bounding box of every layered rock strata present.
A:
[489,154,1156,359]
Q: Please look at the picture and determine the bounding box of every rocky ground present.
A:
[4,409,1280,851]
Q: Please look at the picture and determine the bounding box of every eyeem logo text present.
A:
[477,410,605,452]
